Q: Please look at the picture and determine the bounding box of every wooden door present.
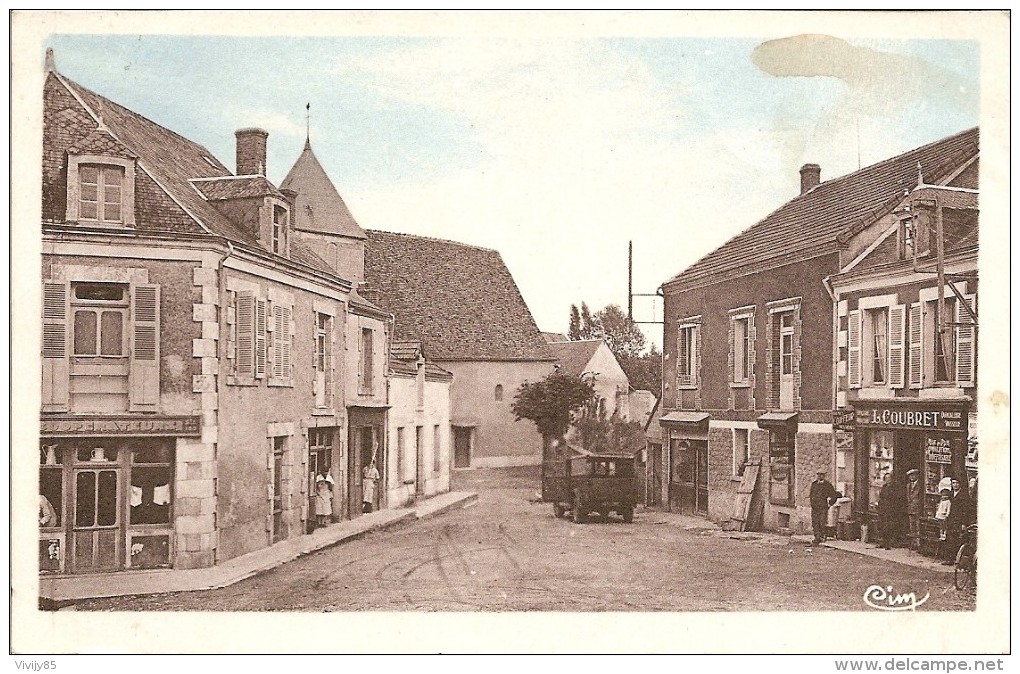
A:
[71,467,121,572]
[453,427,471,468]
[415,426,425,496]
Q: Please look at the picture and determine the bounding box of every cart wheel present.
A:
[553,503,565,519]
[954,544,974,591]
[572,492,586,524]
[622,505,634,523]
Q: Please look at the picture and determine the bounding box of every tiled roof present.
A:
[391,340,423,361]
[542,332,569,343]
[362,230,554,362]
[280,141,365,240]
[546,340,604,378]
[192,175,286,201]
[57,74,256,244]
[52,72,338,279]
[663,128,979,290]
[389,357,454,380]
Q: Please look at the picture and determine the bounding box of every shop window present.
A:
[76,446,119,463]
[130,447,172,526]
[867,430,895,509]
[732,428,749,477]
[768,428,795,505]
[39,444,63,529]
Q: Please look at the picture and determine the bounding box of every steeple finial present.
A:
[45,48,56,72]
[305,102,311,149]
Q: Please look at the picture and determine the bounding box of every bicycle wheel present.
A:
[954,544,974,591]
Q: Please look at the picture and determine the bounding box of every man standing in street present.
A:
[810,470,839,545]
[906,469,923,550]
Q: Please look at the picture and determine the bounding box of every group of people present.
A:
[875,469,976,561]
[311,459,381,529]
[809,468,977,561]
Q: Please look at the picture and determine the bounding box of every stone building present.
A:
[38,53,359,576]
[363,231,555,468]
[654,128,979,534]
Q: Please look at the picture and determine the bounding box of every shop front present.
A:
[660,412,709,515]
[38,414,200,574]
[848,399,972,555]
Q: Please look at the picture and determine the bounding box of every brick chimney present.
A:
[235,128,268,176]
[800,163,821,194]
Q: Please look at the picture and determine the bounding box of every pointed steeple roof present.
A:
[280,142,365,240]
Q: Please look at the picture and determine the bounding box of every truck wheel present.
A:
[553,503,565,519]
[572,492,586,524]
[622,506,634,523]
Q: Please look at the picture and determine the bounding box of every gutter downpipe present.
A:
[822,273,839,486]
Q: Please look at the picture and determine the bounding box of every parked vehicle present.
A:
[542,445,640,523]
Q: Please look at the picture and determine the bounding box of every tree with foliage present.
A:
[565,302,662,395]
[511,371,597,443]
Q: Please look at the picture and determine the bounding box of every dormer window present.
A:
[65,154,136,227]
[272,204,288,254]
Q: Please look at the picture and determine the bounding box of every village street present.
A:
[76,467,974,612]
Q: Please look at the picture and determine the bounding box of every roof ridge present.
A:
[367,228,498,254]
[61,75,228,169]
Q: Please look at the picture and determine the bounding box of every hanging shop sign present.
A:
[40,415,202,437]
[854,406,967,434]
[925,437,953,464]
[833,409,856,432]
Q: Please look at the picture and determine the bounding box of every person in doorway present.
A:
[905,469,923,550]
[314,473,334,528]
[809,470,839,545]
[362,459,380,513]
[876,472,901,550]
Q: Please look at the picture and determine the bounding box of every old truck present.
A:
[542,445,640,523]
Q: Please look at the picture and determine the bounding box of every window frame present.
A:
[729,308,754,387]
[65,155,136,227]
[677,318,700,390]
[70,281,129,363]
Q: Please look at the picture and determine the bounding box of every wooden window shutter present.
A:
[129,283,160,411]
[908,303,923,389]
[42,281,71,411]
[847,309,861,389]
[887,305,906,389]
[677,327,690,387]
[282,306,293,380]
[272,305,286,379]
[255,297,267,379]
[236,291,255,378]
[955,294,976,387]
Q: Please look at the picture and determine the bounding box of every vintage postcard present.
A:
[9,10,1011,655]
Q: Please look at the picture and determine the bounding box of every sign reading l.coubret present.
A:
[854,406,967,434]
[40,415,202,437]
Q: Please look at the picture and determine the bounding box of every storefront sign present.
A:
[833,409,856,431]
[854,406,967,434]
[40,415,201,437]
[925,437,953,464]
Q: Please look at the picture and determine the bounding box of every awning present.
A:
[756,411,799,431]
[659,411,710,432]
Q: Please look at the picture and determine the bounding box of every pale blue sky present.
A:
[44,31,979,346]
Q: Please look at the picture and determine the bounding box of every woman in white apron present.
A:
[362,460,380,513]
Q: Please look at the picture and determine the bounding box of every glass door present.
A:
[71,456,122,572]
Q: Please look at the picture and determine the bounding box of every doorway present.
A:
[307,428,333,532]
[71,465,121,573]
[415,426,425,496]
[669,438,708,515]
[453,427,472,468]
